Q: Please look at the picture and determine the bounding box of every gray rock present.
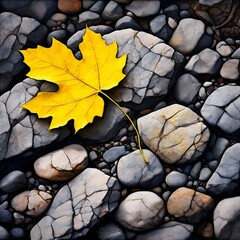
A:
[174,73,201,104]
[169,18,211,54]
[0,171,27,193]
[214,197,240,240]
[190,162,202,179]
[90,1,107,14]
[47,30,67,46]
[98,223,125,240]
[0,226,9,240]
[31,168,121,239]
[199,0,223,6]
[82,0,95,9]
[232,47,240,59]
[0,12,47,92]
[115,16,142,30]
[103,146,126,163]
[10,228,25,239]
[0,0,57,22]
[115,191,165,231]
[0,209,12,224]
[117,149,165,188]
[102,1,124,21]
[220,59,240,80]
[0,78,70,160]
[211,137,230,159]
[166,171,188,188]
[75,11,102,30]
[135,221,194,240]
[216,41,234,57]
[199,167,212,181]
[207,144,240,196]
[138,104,210,164]
[201,85,240,134]
[126,0,161,17]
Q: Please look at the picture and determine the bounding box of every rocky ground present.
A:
[0,0,240,239]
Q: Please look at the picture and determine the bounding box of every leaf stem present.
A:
[100,91,149,163]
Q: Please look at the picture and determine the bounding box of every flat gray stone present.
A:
[220,59,240,80]
[97,223,125,240]
[166,171,188,188]
[103,146,126,163]
[102,1,124,21]
[115,16,142,30]
[75,11,102,30]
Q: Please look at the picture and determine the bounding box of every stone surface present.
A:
[0,209,12,224]
[58,0,82,14]
[0,12,48,92]
[75,11,102,30]
[167,187,214,223]
[220,59,240,80]
[216,41,234,57]
[214,197,240,240]
[117,149,165,188]
[103,146,126,163]
[102,1,124,21]
[166,171,188,188]
[0,171,27,193]
[135,221,194,240]
[206,144,240,196]
[0,78,70,160]
[115,191,165,231]
[169,18,211,54]
[10,228,25,239]
[34,144,88,181]
[185,48,222,77]
[11,190,52,217]
[115,16,142,30]
[0,226,9,240]
[201,85,240,134]
[97,223,125,240]
[31,168,121,239]
[138,104,210,164]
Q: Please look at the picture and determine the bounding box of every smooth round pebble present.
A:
[0,226,9,240]
[0,209,12,224]
[166,171,188,188]
[10,228,25,239]
[98,223,125,240]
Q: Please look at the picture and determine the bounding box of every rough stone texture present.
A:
[185,48,222,77]
[126,0,160,17]
[220,59,240,80]
[201,85,240,134]
[115,191,165,231]
[167,187,214,223]
[102,1,124,21]
[11,190,52,217]
[174,73,201,104]
[214,197,240,240]
[0,12,48,92]
[117,149,165,188]
[97,223,125,240]
[0,0,57,22]
[34,144,88,181]
[103,29,184,109]
[216,41,234,57]
[206,144,240,196]
[138,104,210,164]
[31,168,121,239]
[135,221,194,240]
[169,18,211,54]
[75,11,102,30]
[0,78,70,161]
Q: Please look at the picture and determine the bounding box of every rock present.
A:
[0,0,57,22]
[75,11,102,30]
[0,12,47,92]
[174,73,201,105]
[58,0,82,14]
[220,59,240,80]
[89,1,107,14]
[190,162,202,179]
[126,0,161,17]
[199,0,223,7]
[0,209,12,224]
[115,191,165,231]
[167,187,214,223]
[103,29,184,109]
[10,228,25,239]
[46,13,68,28]
[47,30,67,46]
[117,149,165,188]
[169,18,211,54]
[103,146,126,163]
[206,144,240,196]
[214,197,240,240]
[135,221,194,240]
[79,102,131,142]
[34,144,88,181]
[216,41,234,57]
[232,47,240,59]
[201,85,240,134]
[138,104,210,164]
[97,223,125,240]
[0,226,9,240]
[0,171,27,193]
[199,167,212,181]
[31,168,121,239]
[0,78,70,161]
[166,171,188,188]
[11,190,52,217]
[102,1,124,21]
[185,49,222,78]
[115,16,142,30]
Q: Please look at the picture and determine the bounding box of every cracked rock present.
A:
[201,85,240,134]
[137,104,210,164]
[115,191,166,231]
[0,78,70,161]
[214,196,240,240]
[0,12,48,92]
[135,221,194,240]
[11,190,52,217]
[34,144,88,181]
[31,168,121,239]
[117,149,165,188]
[206,144,240,196]
[167,187,214,223]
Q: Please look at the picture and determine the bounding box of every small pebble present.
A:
[10,228,25,239]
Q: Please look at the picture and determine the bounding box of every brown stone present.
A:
[58,0,82,14]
